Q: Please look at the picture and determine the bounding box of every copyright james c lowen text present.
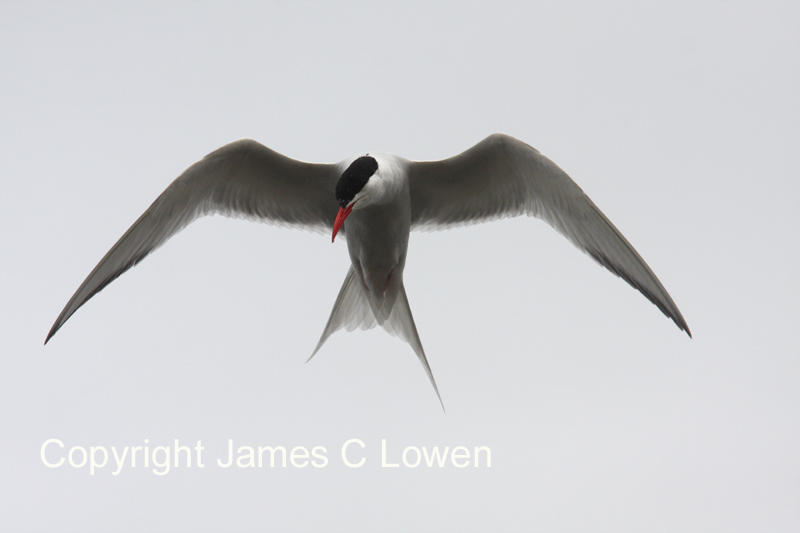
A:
[41,438,492,476]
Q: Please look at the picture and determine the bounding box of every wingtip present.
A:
[44,326,58,345]
[674,315,691,339]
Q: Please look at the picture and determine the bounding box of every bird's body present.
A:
[344,154,410,302]
[46,134,690,406]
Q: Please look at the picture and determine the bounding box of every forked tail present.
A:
[309,266,443,409]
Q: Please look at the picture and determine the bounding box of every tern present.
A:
[45,134,690,406]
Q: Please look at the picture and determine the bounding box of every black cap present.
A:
[336,156,378,208]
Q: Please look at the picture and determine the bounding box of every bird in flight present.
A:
[46,133,690,407]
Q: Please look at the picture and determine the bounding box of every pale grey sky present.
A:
[1,1,799,531]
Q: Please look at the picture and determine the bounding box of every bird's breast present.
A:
[344,202,410,295]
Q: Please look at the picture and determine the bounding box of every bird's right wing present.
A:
[46,139,339,343]
[407,133,690,336]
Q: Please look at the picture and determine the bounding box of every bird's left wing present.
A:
[407,133,690,336]
[46,139,339,343]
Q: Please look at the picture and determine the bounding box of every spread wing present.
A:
[408,133,690,336]
[46,139,339,343]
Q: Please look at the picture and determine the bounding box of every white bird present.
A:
[45,134,690,407]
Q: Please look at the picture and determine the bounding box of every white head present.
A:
[331,154,403,241]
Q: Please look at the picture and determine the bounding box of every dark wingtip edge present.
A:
[45,313,69,345]
[672,312,692,339]
[44,324,59,345]
[587,247,692,340]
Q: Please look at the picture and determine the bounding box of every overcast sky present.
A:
[1,1,799,531]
